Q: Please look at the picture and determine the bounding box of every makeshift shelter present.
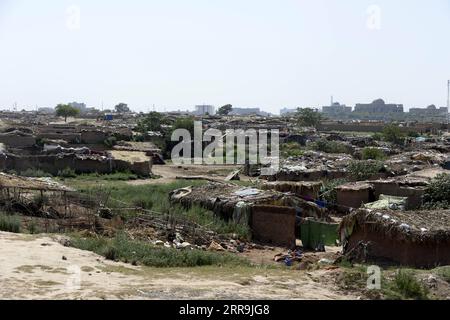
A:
[170,182,328,247]
[340,209,450,267]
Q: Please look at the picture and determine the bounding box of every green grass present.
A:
[70,233,249,268]
[0,214,21,233]
[308,139,353,154]
[361,147,386,160]
[434,266,450,283]
[347,160,385,181]
[281,142,304,158]
[65,179,251,239]
[62,171,139,182]
[20,168,53,178]
[382,269,429,300]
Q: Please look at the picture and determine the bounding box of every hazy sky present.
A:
[1,0,449,113]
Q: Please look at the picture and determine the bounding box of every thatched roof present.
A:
[341,208,450,243]
[170,182,285,211]
[170,182,328,221]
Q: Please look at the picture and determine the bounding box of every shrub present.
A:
[281,142,304,158]
[407,131,420,138]
[347,160,385,181]
[104,136,117,148]
[27,220,40,234]
[0,214,21,233]
[58,167,77,178]
[382,124,405,144]
[320,179,348,204]
[372,133,383,141]
[309,139,353,154]
[384,270,429,300]
[422,174,450,209]
[362,147,386,160]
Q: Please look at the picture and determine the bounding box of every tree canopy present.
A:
[218,104,233,115]
[295,108,323,128]
[55,104,80,122]
[137,111,166,133]
[114,103,130,113]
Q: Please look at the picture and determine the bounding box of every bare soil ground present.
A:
[129,164,251,185]
[0,231,356,300]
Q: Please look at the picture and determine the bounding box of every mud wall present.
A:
[275,170,346,182]
[370,181,425,209]
[80,131,108,144]
[3,154,151,176]
[251,205,296,248]
[336,189,373,209]
[0,135,36,148]
[346,227,450,268]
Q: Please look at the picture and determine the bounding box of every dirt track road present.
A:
[0,232,355,300]
[128,164,249,185]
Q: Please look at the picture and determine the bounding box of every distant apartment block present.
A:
[354,99,404,114]
[194,104,215,116]
[321,102,352,116]
[229,107,270,116]
[409,105,448,121]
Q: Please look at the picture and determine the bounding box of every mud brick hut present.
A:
[340,209,450,267]
[335,182,375,209]
[170,182,327,248]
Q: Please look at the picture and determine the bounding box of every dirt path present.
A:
[0,232,356,300]
[128,164,250,186]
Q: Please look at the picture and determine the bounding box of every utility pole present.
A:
[447,80,450,109]
[447,80,450,125]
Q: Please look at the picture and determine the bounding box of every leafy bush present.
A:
[407,131,420,138]
[382,125,405,144]
[320,179,348,204]
[384,270,429,300]
[104,136,117,148]
[70,233,248,268]
[27,220,40,234]
[309,139,353,154]
[281,142,304,158]
[362,147,386,160]
[372,133,383,141]
[422,174,450,209]
[347,160,385,181]
[58,167,77,178]
[0,214,21,233]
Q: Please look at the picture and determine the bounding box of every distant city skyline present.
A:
[1,0,449,113]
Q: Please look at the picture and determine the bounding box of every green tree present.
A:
[137,112,165,133]
[114,103,130,113]
[382,124,405,144]
[296,108,323,128]
[218,104,233,115]
[55,104,80,122]
[172,117,195,136]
